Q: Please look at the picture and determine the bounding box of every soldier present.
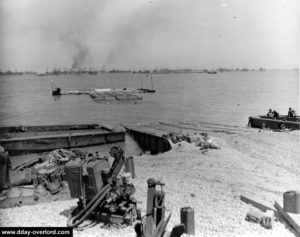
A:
[272,110,279,119]
[288,107,296,117]
[267,109,273,118]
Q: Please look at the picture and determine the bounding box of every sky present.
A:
[0,0,299,71]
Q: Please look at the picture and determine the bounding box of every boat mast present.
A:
[150,74,153,90]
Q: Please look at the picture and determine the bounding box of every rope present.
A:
[154,189,165,209]
[48,149,75,163]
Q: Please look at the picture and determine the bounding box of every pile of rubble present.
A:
[163,131,220,151]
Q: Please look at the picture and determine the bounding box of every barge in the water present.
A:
[0,124,125,155]
[248,116,300,130]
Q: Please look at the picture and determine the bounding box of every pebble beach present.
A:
[0,125,299,237]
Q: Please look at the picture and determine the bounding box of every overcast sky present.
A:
[0,0,299,71]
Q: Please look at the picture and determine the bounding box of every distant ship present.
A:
[206,70,217,74]
[88,70,98,75]
[36,73,47,76]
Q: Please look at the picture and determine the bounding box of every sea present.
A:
[0,70,298,127]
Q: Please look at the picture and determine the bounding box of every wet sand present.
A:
[0,125,299,237]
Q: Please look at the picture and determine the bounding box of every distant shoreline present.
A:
[0,68,298,76]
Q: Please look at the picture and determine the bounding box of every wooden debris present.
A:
[260,210,274,229]
[245,209,274,229]
[245,210,264,223]
[240,195,277,214]
[274,201,300,235]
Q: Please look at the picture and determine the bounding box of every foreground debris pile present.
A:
[16,149,100,195]
[0,149,115,208]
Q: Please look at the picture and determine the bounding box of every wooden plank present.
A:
[274,201,300,235]
[240,195,277,213]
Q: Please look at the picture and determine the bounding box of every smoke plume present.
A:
[71,42,90,70]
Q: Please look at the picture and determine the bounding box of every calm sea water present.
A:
[0,70,298,127]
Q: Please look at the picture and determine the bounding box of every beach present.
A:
[1,125,299,237]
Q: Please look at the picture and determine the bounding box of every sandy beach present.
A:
[0,125,299,237]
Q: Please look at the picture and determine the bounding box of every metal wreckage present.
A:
[66,146,137,227]
[64,146,187,236]
[9,145,190,236]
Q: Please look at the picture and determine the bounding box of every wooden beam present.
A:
[274,202,300,235]
[240,195,277,213]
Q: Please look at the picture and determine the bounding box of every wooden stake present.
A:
[274,201,300,235]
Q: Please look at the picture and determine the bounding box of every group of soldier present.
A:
[267,107,297,118]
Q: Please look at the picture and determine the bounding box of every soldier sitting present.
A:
[272,110,279,119]
[288,107,296,117]
[267,109,273,118]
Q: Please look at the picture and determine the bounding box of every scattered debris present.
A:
[0,148,112,208]
[261,210,274,229]
[125,122,222,156]
[245,210,274,229]
[193,132,220,150]
[164,131,220,151]
[245,210,264,223]
[12,157,45,171]
[242,191,300,234]
[163,132,191,144]
[25,149,82,191]
[66,146,138,228]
